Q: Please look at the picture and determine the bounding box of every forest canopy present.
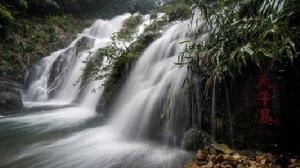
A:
[0,0,162,32]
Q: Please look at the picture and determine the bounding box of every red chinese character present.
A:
[258,108,279,125]
[256,74,276,90]
[257,90,270,106]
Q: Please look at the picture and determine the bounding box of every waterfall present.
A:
[0,14,192,168]
[23,14,131,106]
[109,21,189,140]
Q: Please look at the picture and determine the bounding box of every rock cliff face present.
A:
[0,79,23,115]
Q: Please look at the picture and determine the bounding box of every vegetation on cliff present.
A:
[79,1,192,106]
[80,13,170,105]
[0,0,163,81]
[0,15,93,81]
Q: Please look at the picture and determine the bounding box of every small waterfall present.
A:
[23,14,131,106]
[23,49,65,102]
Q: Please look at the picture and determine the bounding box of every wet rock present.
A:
[0,79,23,115]
[182,128,212,151]
[48,52,68,95]
[213,163,221,168]
[233,153,241,160]
[223,154,231,160]
[211,144,233,154]
[185,163,198,168]
[223,165,233,168]
[207,160,213,167]
[196,149,208,161]
[47,36,96,97]
[215,154,224,163]
[207,154,216,162]
[237,164,247,168]
[276,154,290,167]
[75,36,95,54]
[288,158,300,168]
[185,144,300,168]
[197,161,208,166]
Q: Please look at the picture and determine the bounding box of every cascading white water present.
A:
[10,14,135,131]
[23,14,131,105]
[0,14,192,168]
[109,22,189,139]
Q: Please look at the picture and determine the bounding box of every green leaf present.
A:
[243,0,252,5]
[259,48,273,58]
[286,48,293,62]
[19,0,28,9]
[230,48,239,60]
[285,37,296,51]
[241,44,254,56]
[0,4,14,22]
[277,0,285,13]
[240,54,247,65]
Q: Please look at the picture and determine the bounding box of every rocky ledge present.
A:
[0,79,23,115]
[185,144,300,168]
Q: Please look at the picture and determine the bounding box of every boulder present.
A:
[211,144,234,154]
[181,128,213,151]
[75,36,95,54]
[0,79,23,115]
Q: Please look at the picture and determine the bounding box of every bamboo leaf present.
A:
[260,48,273,58]
[242,44,254,56]
[286,48,293,62]
[285,37,296,51]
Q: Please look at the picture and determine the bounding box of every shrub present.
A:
[180,0,300,84]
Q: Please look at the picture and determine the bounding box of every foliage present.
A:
[118,14,143,41]
[131,0,160,13]
[0,0,160,34]
[104,16,169,103]
[0,0,61,34]
[0,0,163,81]
[81,14,143,84]
[0,4,14,23]
[56,0,161,16]
[181,0,300,84]
[0,15,93,81]
[149,10,158,19]
[162,0,191,21]
[29,0,59,8]
[0,0,160,81]
[81,15,169,104]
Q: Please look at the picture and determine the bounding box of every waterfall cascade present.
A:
[0,14,192,168]
[23,14,132,106]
